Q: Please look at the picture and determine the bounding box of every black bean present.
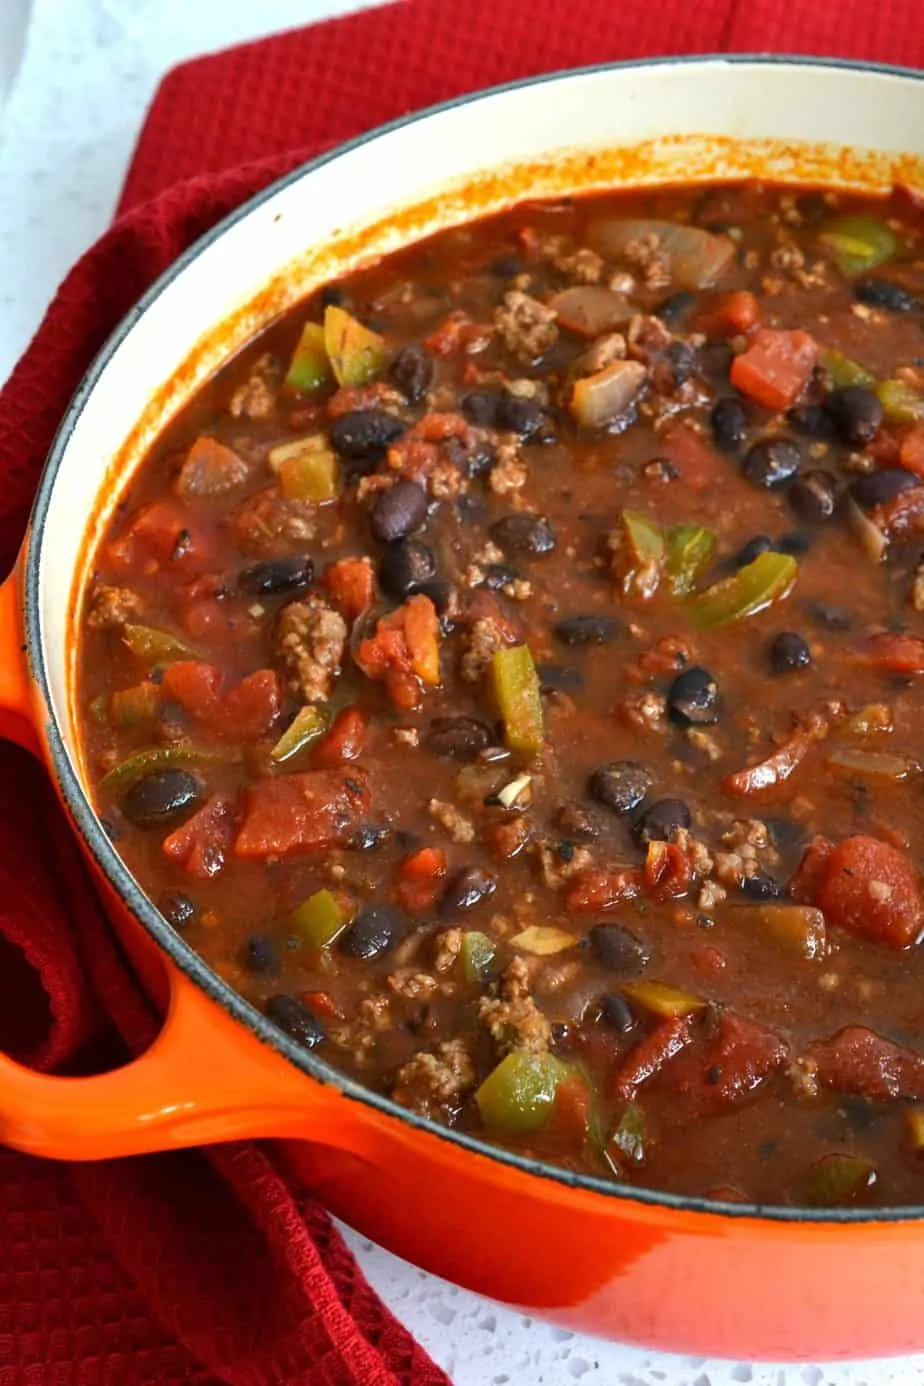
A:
[733,534,774,569]
[389,343,434,402]
[787,404,837,438]
[740,873,785,900]
[824,386,884,446]
[598,992,637,1033]
[379,539,436,598]
[658,291,695,322]
[440,866,497,915]
[328,409,406,461]
[663,340,697,389]
[806,602,853,632]
[158,890,196,930]
[667,665,720,726]
[850,467,920,510]
[710,396,748,452]
[461,388,503,426]
[554,614,620,646]
[496,395,545,439]
[777,530,812,555]
[855,278,916,313]
[463,445,496,480]
[121,769,200,829]
[787,470,837,524]
[589,761,654,816]
[490,512,556,556]
[697,341,734,383]
[537,662,584,693]
[265,993,325,1048]
[244,935,276,973]
[339,904,410,959]
[587,923,651,976]
[633,798,691,845]
[742,437,802,489]
[425,716,493,761]
[770,629,811,672]
[483,562,521,590]
[238,554,313,596]
[370,480,428,543]
[553,801,606,841]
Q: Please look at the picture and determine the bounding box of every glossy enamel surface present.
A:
[1,57,924,1358]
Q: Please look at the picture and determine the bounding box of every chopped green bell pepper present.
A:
[621,979,706,1019]
[270,705,330,763]
[324,305,386,388]
[819,214,898,276]
[665,523,716,596]
[687,551,797,628]
[802,1153,876,1207]
[475,1050,570,1134]
[492,645,544,754]
[609,1102,648,1169]
[111,681,160,729]
[122,624,196,664]
[461,930,496,984]
[820,347,876,390]
[876,377,924,425]
[619,509,664,599]
[284,322,333,395]
[292,887,348,950]
[99,745,227,793]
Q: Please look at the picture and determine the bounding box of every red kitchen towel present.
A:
[1,2,923,1383]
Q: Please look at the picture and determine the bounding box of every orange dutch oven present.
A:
[1,56,924,1362]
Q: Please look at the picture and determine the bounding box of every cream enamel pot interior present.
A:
[1,58,924,1360]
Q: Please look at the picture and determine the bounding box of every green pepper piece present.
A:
[278,449,339,502]
[111,681,160,729]
[324,305,387,388]
[621,979,706,1019]
[476,1050,570,1135]
[99,745,228,794]
[620,509,664,599]
[802,1153,877,1207]
[687,551,797,628]
[819,214,898,276]
[608,1102,648,1169]
[492,645,544,754]
[665,524,717,597]
[876,378,924,425]
[461,930,496,984]
[122,624,196,664]
[270,705,330,763]
[820,347,876,390]
[284,322,334,395]
[292,887,348,949]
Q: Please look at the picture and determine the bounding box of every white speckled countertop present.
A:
[2,4,924,1382]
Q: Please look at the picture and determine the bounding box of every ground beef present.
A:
[228,352,280,419]
[478,958,551,1056]
[553,246,605,284]
[494,291,559,362]
[428,798,476,844]
[328,994,391,1068]
[488,438,528,495]
[276,594,347,702]
[459,608,513,684]
[616,690,669,733]
[86,583,143,629]
[622,234,672,292]
[227,487,316,555]
[391,1038,476,1119]
[387,969,438,1000]
[579,332,627,373]
[433,927,463,974]
[535,841,594,889]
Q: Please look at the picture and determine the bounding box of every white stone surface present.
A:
[2,3,924,1382]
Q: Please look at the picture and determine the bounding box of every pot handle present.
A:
[0,968,355,1160]
[0,561,42,756]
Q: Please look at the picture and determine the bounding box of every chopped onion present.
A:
[589,219,736,290]
[826,745,918,781]
[496,773,532,809]
[509,925,576,955]
[847,497,888,563]
[570,360,646,429]
[549,286,633,338]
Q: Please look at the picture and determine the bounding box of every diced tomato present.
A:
[659,423,726,491]
[723,724,817,797]
[327,382,402,418]
[323,556,375,622]
[424,315,490,357]
[805,1025,924,1101]
[163,795,236,879]
[899,426,924,477]
[161,661,280,740]
[314,707,368,768]
[234,770,370,859]
[301,990,344,1020]
[396,846,447,912]
[789,834,835,903]
[547,1074,592,1143]
[174,436,248,498]
[813,834,924,949]
[356,594,440,709]
[106,499,214,577]
[692,290,760,339]
[658,1012,788,1116]
[856,632,924,674]
[565,867,643,914]
[730,328,818,410]
[644,840,693,900]
[874,484,924,538]
[484,816,530,860]
[612,1016,693,1100]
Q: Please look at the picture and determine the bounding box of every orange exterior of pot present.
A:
[0,556,923,1360]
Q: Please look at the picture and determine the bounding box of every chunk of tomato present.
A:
[730,328,818,410]
[814,834,924,949]
[234,770,370,859]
